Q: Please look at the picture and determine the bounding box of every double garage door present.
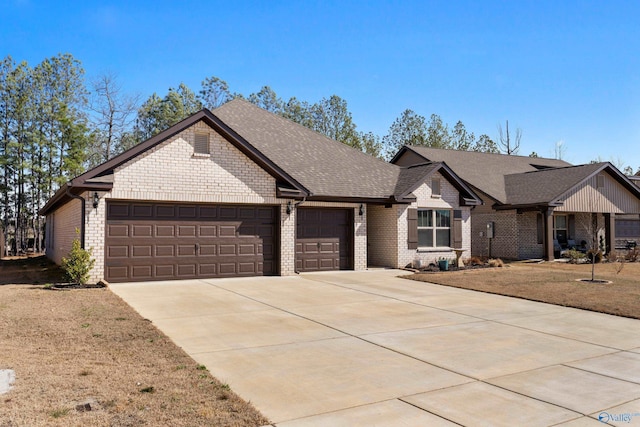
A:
[105,201,277,282]
[105,202,353,282]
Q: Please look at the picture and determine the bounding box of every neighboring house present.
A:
[619,174,640,248]
[40,99,479,283]
[392,146,640,260]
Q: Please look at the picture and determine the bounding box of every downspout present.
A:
[65,184,86,249]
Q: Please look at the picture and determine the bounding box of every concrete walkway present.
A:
[110,270,640,426]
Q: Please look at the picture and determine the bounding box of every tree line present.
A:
[2,53,637,255]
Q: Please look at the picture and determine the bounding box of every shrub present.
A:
[488,258,504,267]
[605,250,619,263]
[565,249,586,264]
[61,232,95,285]
[627,248,639,262]
[469,256,483,266]
[587,250,603,264]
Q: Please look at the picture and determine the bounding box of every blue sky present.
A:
[3,0,639,170]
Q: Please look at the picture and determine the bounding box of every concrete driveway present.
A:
[110,270,640,426]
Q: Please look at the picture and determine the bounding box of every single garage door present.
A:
[105,201,278,282]
[296,207,353,272]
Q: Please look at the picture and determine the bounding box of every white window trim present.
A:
[554,214,568,241]
[417,208,452,250]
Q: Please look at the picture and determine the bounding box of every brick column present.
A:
[545,208,554,261]
[604,213,614,254]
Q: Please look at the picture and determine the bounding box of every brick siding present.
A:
[46,197,82,265]
[368,171,472,269]
[71,121,367,282]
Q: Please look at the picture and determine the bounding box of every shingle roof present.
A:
[393,162,481,205]
[503,163,606,206]
[213,99,400,200]
[399,147,572,204]
[394,163,442,198]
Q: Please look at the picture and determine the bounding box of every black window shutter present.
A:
[537,213,544,244]
[452,218,462,248]
[407,208,418,249]
[568,214,576,239]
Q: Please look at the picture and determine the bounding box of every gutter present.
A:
[65,184,86,249]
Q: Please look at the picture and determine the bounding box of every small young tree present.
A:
[61,230,95,285]
[581,213,604,282]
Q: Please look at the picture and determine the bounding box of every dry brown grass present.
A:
[407,261,640,319]
[0,257,269,427]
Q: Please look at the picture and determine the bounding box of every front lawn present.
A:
[406,261,640,319]
[0,257,269,427]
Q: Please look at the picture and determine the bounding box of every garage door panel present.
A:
[238,244,256,255]
[238,224,256,236]
[239,208,257,219]
[155,225,174,237]
[108,224,129,237]
[220,207,237,218]
[132,245,152,257]
[319,242,336,253]
[177,264,196,277]
[238,262,257,274]
[178,225,196,237]
[219,225,236,237]
[199,206,218,219]
[107,266,128,280]
[105,202,277,282]
[155,205,175,218]
[155,265,175,277]
[199,225,217,237]
[155,245,174,257]
[132,265,153,279]
[132,225,152,237]
[178,206,197,219]
[132,205,153,218]
[219,263,237,275]
[219,244,236,255]
[108,204,129,218]
[199,244,217,256]
[177,245,196,256]
[108,246,128,258]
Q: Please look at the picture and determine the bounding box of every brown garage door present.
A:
[105,201,278,282]
[296,208,352,272]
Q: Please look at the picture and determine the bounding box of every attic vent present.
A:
[597,174,605,188]
[431,178,441,197]
[194,132,210,154]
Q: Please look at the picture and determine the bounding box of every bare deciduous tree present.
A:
[88,72,139,165]
[497,120,521,155]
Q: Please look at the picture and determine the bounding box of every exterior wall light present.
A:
[359,203,364,216]
[92,192,99,208]
[286,201,292,215]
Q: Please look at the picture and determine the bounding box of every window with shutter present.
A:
[194,132,210,154]
[416,209,451,248]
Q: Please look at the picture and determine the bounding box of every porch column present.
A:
[544,208,554,261]
[604,213,614,254]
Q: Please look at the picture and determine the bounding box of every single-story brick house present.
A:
[40,99,480,283]
[392,146,640,260]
